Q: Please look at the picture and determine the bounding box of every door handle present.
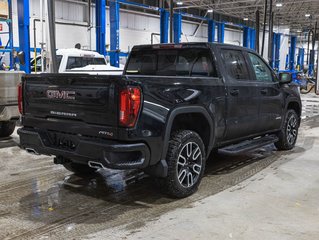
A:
[260,89,268,95]
[230,89,239,96]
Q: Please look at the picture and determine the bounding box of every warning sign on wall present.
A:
[0,24,3,31]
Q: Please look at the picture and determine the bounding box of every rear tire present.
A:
[275,109,299,151]
[0,121,16,138]
[157,130,206,198]
[63,162,96,175]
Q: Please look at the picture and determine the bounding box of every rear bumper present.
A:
[18,128,151,169]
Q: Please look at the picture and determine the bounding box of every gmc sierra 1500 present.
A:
[18,43,301,198]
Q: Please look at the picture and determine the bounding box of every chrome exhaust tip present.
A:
[88,161,105,169]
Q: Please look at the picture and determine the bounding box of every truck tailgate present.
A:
[23,74,123,127]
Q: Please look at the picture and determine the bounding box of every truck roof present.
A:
[56,48,105,58]
[131,42,252,51]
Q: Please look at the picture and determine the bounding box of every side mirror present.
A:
[278,72,292,84]
[17,51,26,65]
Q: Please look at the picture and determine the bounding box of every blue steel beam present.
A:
[243,27,249,48]
[17,0,30,73]
[208,20,216,42]
[160,9,169,43]
[289,35,297,71]
[110,0,120,67]
[173,13,182,43]
[298,48,305,71]
[217,23,225,43]
[274,33,281,70]
[96,0,106,56]
[249,28,256,50]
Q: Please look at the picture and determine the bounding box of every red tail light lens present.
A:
[18,83,23,114]
[119,86,141,127]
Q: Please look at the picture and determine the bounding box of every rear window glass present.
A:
[125,48,217,77]
[66,57,105,70]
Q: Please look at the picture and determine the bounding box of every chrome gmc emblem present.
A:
[46,90,76,100]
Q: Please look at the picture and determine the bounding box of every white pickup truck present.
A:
[31,48,124,75]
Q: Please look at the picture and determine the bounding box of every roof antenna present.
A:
[75,43,81,49]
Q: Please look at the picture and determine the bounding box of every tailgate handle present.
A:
[260,89,268,95]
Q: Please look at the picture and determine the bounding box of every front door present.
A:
[246,52,283,133]
[220,48,260,140]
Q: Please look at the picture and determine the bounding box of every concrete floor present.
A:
[0,94,318,240]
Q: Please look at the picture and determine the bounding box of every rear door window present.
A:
[221,49,250,80]
[126,48,218,77]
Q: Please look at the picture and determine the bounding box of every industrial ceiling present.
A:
[173,0,319,33]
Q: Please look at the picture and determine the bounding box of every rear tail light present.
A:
[18,83,23,114]
[119,86,141,127]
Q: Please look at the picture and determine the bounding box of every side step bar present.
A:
[219,135,279,155]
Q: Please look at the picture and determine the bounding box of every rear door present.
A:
[219,48,260,140]
[246,52,283,132]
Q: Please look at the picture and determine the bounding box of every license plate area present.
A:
[46,131,79,151]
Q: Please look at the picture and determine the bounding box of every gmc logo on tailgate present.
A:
[46,90,76,100]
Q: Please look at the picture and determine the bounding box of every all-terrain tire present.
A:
[0,121,16,138]
[275,109,299,151]
[158,130,206,198]
[63,162,96,175]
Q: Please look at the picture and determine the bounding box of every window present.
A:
[248,53,273,82]
[221,49,250,80]
[191,55,212,77]
[66,57,106,70]
[125,48,218,77]
[56,55,62,69]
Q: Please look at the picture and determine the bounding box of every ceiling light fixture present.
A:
[276,3,283,7]
[305,13,311,17]
[243,18,249,21]
[207,9,213,13]
[176,1,183,5]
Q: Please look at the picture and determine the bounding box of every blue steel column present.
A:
[208,20,216,42]
[17,0,30,73]
[173,13,182,43]
[289,35,297,71]
[217,22,225,43]
[298,48,305,71]
[160,9,169,43]
[96,0,106,56]
[243,27,249,48]
[249,28,256,50]
[274,33,281,70]
[110,0,120,67]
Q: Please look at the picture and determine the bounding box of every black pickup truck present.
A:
[18,43,301,198]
